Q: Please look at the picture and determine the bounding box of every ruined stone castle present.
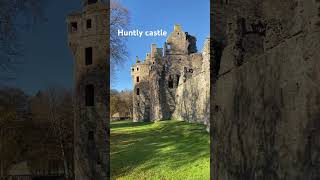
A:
[67,0,108,179]
[131,25,210,125]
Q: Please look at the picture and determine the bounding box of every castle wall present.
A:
[132,25,210,125]
[131,62,151,122]
[166,25,189,54]
[159,54,191,120]
[149,68,164,121]
[173,39,210,127]
[67,1,109,179]
[211,0,320,179]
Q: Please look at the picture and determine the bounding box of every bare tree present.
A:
[122,90,133,118]
[0,0,46,80]
[46,88,73,180]
[30,88,73,178]
[110,0,130,74]
[110,89,120,117]
[110,89,133,119]
[0,87,30,177]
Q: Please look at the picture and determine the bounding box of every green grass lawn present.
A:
[110,120,210,180]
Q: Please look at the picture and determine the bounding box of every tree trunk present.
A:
[57,115,70,180]
[49,98,71,180]
[60,141,70,180]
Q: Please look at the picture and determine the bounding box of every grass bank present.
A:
[110,120,210,180]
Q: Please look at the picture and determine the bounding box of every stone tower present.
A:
[131,55,151,122]
[67,0,109,179]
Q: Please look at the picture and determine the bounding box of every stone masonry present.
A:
[131,25,210,125]
[67,0,108,179]
[211,0,320,179]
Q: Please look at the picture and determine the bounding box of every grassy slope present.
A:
[110,120,210,180]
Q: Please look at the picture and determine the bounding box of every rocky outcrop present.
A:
[211,0,320,179]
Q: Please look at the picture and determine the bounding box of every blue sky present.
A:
[111,0,210,91]
[2,0,209,95]
[3,1,80,95]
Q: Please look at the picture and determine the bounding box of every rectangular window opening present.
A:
[71,22,77,32]
[88,131,94,141]
[136,88,140,95]
[85,84,94,106]
[85,47,93,65]
[86,19,92,29]
[88,0,98,5]
[168,76,174,89]
[136,76,139,82]
[176,74,180,86]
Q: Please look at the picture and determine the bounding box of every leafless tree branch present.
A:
[110,0,130,76]
[0,0,46,80]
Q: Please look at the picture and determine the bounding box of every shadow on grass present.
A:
[110,120,209,179]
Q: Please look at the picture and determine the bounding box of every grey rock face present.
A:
[211,0,320,179]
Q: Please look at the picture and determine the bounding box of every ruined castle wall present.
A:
[67,2,109,179]
[166,25,189,54]
[211,0,320,179]
[173,39,210,126]
[133,80,150,122]
[134,25,210,123]
[149,70,162,121]
[159,54,191,119]
[190,53,203,71]
[173,68,210,125]
[132,63,151,122]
